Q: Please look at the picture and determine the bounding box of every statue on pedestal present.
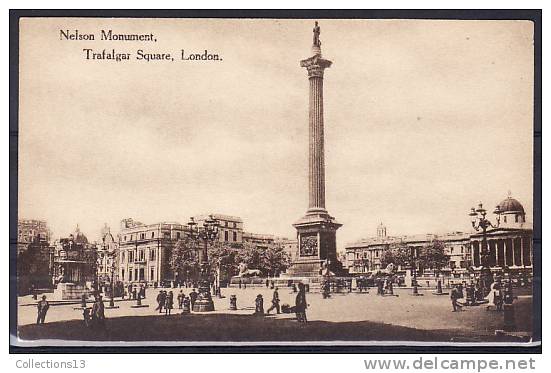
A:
[313,21,321,47]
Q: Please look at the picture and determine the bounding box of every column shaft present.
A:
[308,76,326,210]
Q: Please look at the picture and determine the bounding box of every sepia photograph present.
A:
[10,11,541,349]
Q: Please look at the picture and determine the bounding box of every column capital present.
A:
[300,55,332,78]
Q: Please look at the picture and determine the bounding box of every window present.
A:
[233,222,237,228]
[124,236,127,241]
[151,232,155,238]
[150,249,156,261]
[225,221,228,227]
[450,248,454,254]
[177,232,181,239]
[129,270,133,281]
[150,268,155,281]
[504,216,507,223]
[515,215,519,223]
[224,231,229,241]
[122,269,125,280]
[129,251,134,262]
[130,234,133,241]
[121,251,126,262]
[139,250,144,261]
[233,231,237,242]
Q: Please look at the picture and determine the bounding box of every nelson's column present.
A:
[288,22,343,277]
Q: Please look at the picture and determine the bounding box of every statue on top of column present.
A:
[313,21,321,47]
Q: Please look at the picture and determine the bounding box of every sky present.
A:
[18,18,534,249]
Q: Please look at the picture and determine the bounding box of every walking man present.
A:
[177,290,185,309]
[36,295,50,325]
[92,295,106,329]
[451,286,463,312]
[266,287,281,314]
[165,291,174,315]
[155,290,166,313]
[295,283,308,323]
[189,289,198,310]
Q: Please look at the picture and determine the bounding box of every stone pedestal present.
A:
[53,282,90,300]
[288,212,342,277]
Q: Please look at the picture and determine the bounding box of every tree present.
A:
[261,243,290,277]
[234,242,291,277]
[169,237,200,283]
[380,243,411,269]
[236,242,264,272]
[418,240,449,274]
[208,242,240,280]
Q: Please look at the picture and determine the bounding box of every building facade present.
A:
[96,224,119,285]
[117,218,187,285]
[17,219,51,254]
[194,214,243,244]
[345,196,533,277]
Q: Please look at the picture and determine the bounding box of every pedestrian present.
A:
[270,280,275,289]
[182,296,191,314]
[165,291,174,315]
[189,288,198,310]
[128,284,133,300]
[266,279,269,288]
[238,279,242,289]
[377,278,384,296]
[387,279,394,295]
[451,286,462,312]
[322,280,330,299]
[155,290,166,313]
[295,283,308,323]
[36,295,50,325]
[266,287,281,314]
[254,294,264,315]
[92,295,106,329]
[132,287,137,301]
[140,284,146,299]
[177,290,185,309]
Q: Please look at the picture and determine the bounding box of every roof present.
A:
[498,196,525,214]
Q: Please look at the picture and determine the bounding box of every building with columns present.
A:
[345,195,533,277]
[470,196,532,271]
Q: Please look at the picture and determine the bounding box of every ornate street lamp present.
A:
[187,215,219,312]
[109,259,116,308]
[410,246,421,296]
[469,202,501,296]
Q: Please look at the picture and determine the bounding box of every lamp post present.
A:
[410,246,421,296]
[469,202,501,297]
[187,215,219,312]
[109,260,115,307]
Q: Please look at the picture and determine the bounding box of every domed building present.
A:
[71,224,89,245]
[97,224,119,287]
[469,194,532,274]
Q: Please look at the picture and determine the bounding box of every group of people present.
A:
[156,289,199,315]
[450,278,515,312]
[376,277,394,296]
[124,283,146,301]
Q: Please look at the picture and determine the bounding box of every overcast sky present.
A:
[18,18,534,248]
